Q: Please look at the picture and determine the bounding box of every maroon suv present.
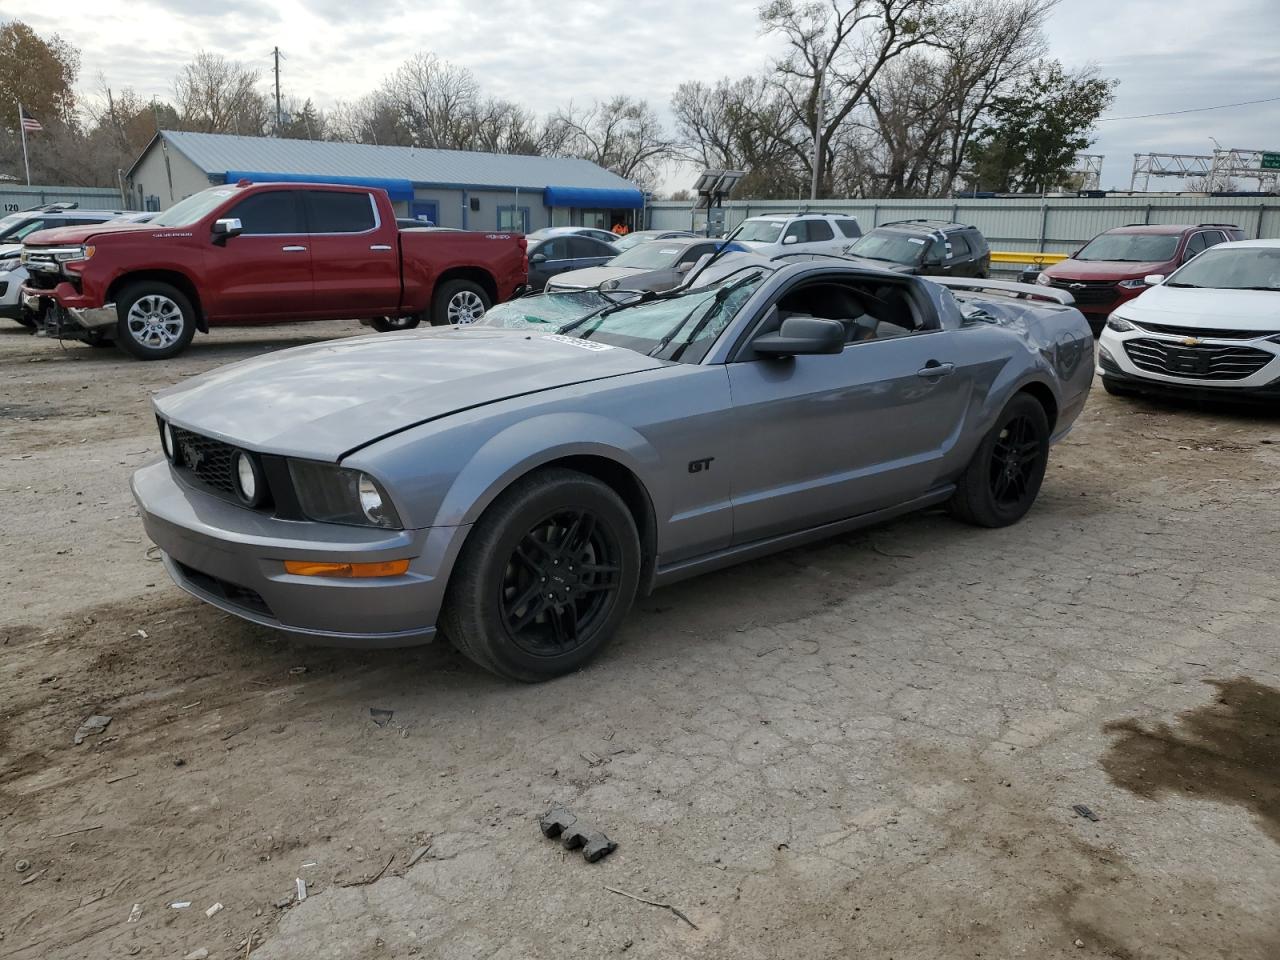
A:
[1037,223,1244,332]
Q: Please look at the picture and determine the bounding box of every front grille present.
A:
[1133,320,1280,340]
[1048,279,1119,307]
[1123,338,1275,381]
[170,426,238,495]
[174,561,273,618]
[0,281,7,296]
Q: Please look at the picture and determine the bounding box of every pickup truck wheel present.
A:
[369,314,422,333]
[948,392,1050,528]
[441,468,641,683]
[115,283,196,360]
[432,279,490,326]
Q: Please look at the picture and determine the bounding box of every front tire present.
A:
[431,279,490,326]
[370,313,422,333]
[948,392,1050,528]
[441,468,641,682]
[114,282,196,360]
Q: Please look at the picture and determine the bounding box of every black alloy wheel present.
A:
[987,413,1041,508]
[501,508,621,658]
[948,392,1050,528]
[441,468,641,682]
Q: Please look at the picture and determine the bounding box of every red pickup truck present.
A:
[20,181,528,359]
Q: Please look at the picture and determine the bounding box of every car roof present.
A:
[876,219,971,233]
[24,209,129,219]
[745,212,854,222]
[1105,224,1211,235]
[1213,238,1280,249]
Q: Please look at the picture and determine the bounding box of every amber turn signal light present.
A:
[284,559,410,578]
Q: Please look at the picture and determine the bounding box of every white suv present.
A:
[733,213,861,258]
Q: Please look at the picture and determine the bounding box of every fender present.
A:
[431,412,664,530]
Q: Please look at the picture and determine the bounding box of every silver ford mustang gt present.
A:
[133,257,1093,681]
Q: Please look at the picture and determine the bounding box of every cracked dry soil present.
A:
[2,321,1280,959]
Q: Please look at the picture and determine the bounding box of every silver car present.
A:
[133,260,1093,682]
[546,237,744,295]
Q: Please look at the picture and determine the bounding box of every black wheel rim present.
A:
[500,508,621,658]
[988,414,1041,507]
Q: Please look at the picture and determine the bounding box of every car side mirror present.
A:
[676,261,694,273]
[782,235,799,245]
[753,316,845,357]
[1143,274,1165,286]
[211,218,242,245]
[530,253,547,264]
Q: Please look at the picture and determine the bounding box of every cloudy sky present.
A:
[9,0,1280,191]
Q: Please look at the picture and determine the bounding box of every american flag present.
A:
[20,106,42,133]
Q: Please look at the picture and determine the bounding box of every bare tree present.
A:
[761,0,946,197]
[173,52,268,135]
[382,53,483,149]
[547,97,673,188]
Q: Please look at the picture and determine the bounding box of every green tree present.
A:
[0,20,80,131]
[280,98,327,140]
[966,62,1115,193]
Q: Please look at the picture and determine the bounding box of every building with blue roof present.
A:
[126,131,645,232]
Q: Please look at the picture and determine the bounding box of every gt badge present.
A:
[688,457,714,474]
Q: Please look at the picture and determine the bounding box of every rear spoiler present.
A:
[928,276,1075,306]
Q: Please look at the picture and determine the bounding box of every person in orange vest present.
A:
[612,222,630,236]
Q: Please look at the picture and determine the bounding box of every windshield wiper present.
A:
[1163,282,1201,288]
[648,271,762,359]
[1238,286,1280,291]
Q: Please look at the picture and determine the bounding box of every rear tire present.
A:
[431,279,490,327]
[369,314,422,333]
[948,392,1050,528]
[114,282,196,360]
[441,468,641,682]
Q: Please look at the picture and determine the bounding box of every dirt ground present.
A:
[2,319,1279,960]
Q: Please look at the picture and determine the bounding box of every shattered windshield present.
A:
[475,269,767,364]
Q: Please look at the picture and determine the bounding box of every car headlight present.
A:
[1034,272,1051,286]
[0,257,19,272]
[1116,278,1147,289]
[52,245,95,263]
[1106,315,1136,333]
[159,420,176,461]
[288,460,401,529]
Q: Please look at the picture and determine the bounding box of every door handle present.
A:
[281,245,307,252]
[916,361,955,379]
[370,244,392,251]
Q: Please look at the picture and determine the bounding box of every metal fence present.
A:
[646,196,1280,255]
[0,184,129,215]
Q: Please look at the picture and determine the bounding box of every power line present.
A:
[1097,95,1280,123]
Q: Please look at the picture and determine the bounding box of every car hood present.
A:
[1044,258,1170,281]
[1116,285,1280,329]
[0,242,20,259]
[153,327,666,461]
[23,222,154,246]
[548,265,651,290]
[840,255,916,274]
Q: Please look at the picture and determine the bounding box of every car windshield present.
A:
[736,220,784,243]
[1165,246,1280,290]
[477,290,634,330]
[559,269,765,363]
[150,188,236,227]
[610,243,688,269]
[477,269,765,363]
[847,231,927,265]
[1075,233,1179,262]
[0,215,54,242]
[613,232,674,252]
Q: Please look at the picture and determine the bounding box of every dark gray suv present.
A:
[843,220,991,278]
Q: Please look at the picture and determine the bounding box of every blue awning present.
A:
[224,171,415,203]
[543,185,644,209]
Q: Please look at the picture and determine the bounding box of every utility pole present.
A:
[273,46,284,135]
[810,53,826,201]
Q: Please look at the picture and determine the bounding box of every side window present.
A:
[226,191,302,235]
[539,238,568,261]
[680,244,715,265]
[965,230,987,253]
[782,221,806,243]
[947,233,971,257]
[1184,232,1208,257]
[835,218,860,238]
[305,191,376,233]
[1202,231,1227,248]
[568,236,609,259]
[928,237,947,262]
[806,219,835,242]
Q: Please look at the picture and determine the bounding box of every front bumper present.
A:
[23,286,116,334]
[1098,330,1280,402]
[131,460,470,647]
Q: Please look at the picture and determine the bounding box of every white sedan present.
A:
[1097,239,1280,401]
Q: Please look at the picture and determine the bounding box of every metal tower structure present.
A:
[1067,154,1104,191]
[1130,149,1280,192]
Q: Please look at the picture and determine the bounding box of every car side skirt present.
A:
[651,485,955,589]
